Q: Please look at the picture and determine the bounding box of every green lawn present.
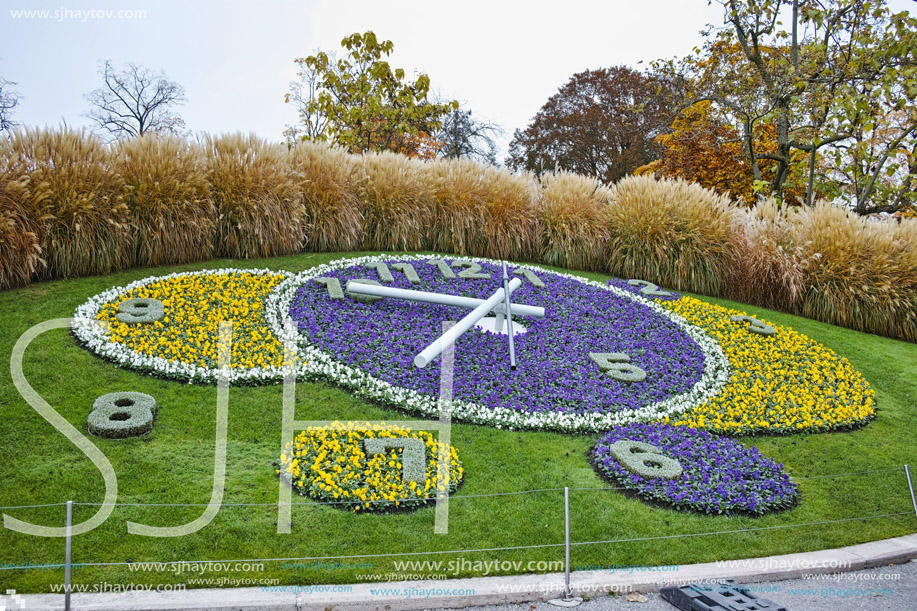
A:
[1,251,915,593]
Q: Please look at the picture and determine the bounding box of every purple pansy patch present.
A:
[288,258,706,417]
[592,422,797,515]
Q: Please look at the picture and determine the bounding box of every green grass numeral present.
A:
[627,279,673,297]
[426,259,456,279]
[730,315,776,336]
[589,352,647,383]
[608,440,682,479]
[346,278,384,303]
[514,268,545,288]
[313,277,345,300]
[367,262,394,283]
[362,437,426,484]
[391,263,421,283]
[454,260,491,279]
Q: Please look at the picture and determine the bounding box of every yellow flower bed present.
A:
[661,297,876,434]
[96,271,287,372]
[278,421,463,511]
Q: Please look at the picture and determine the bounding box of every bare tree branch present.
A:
[0,76,22,133]
[84,60,187,139]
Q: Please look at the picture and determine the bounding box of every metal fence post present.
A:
[564,486,571,600]
[65,500,72,611]
[906,465,917,521]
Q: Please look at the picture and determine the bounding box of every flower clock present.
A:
[73,255,877,515]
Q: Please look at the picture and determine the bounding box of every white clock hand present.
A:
[344,281,545,318]
[414,277,524,368]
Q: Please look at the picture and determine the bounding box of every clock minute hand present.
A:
[344,281,545,318]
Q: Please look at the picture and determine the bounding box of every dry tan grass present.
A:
[0,175,45,289]
[2,129,915,343]
[427,158,539,260]
[726,198,816,312]
[116,135,215,267]
[358,152,434,251]
[287,142,363,252]
[203,133,305,259]
[793,203,917,341]
[537,172,612,271]
[1,126,130,279]
[606,174,741,295]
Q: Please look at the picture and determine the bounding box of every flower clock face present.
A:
[73,255,878,515]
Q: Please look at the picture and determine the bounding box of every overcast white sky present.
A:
[1,0,914,162]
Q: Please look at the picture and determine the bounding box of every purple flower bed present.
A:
[288,259,706,417]
[592,423,797,515]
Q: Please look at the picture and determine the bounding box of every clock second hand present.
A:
[502,262,517,371]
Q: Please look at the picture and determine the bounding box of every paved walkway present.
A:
[9,533,917,610]
[435,560,917,611]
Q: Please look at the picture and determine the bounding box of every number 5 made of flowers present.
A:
[730,315,776,336]
[6,318,119,537]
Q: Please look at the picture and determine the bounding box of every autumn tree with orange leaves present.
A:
[506,66,676,184]
[637,100,810,206]
[657,1,917,214]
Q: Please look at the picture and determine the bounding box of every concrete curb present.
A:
[13,533,917,611]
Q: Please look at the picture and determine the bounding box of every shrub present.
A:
[116,135,215,267]
[536,172,611,271]
[427,158,539,260]
[203,133,305,259]
[1,127,130,279]
[287,142,364,252]
[358,151,433,251]
[794,203,917,342]
[0,175,45,289]
[605,175,741,295]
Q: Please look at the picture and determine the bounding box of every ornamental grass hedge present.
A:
[1,127,915,342]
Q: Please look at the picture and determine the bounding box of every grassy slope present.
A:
[0,252,915,593]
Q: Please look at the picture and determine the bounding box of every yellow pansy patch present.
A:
[660,297,876,434]
[278,421,463,512]
[95,270,287,373]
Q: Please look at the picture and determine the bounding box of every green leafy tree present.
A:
[676,0,917,212]
[285,31,457,156]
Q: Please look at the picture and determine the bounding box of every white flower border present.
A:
[266,255,731,433]
[72,268,301,385]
